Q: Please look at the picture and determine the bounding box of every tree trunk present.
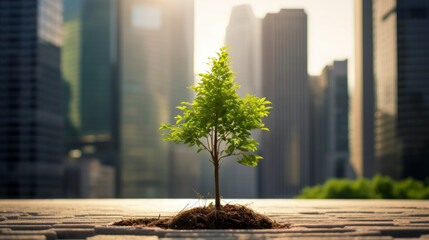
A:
[214,158,220,210]
[213,127,220,210]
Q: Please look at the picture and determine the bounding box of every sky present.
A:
[194,0,354,85]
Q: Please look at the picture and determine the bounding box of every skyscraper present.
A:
[0,0,64,198]
[373,0,429,180]
[62,0,119,195]
[309,75,328,185]
[351,0,375,179]
[118,0,194,197]
[309,61,349,185]
[259,9,310,198]
[222,4,261,198]
[62,0,195,197]
[225,5,262,98]
[321,60,349,179]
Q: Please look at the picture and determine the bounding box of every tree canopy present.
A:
[160,46,271,166]
[160,46,271,209]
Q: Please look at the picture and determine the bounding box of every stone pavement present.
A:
[0,199,428,239]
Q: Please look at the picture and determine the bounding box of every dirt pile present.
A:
[113,204,290,229]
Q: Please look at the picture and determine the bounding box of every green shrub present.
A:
[296,174,429,199]
[372,174,394,199]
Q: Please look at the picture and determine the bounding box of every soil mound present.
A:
[113,204,290,229]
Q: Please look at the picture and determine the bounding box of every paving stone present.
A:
[0,236,47,240]
[412,221,429,224]
[52,223,95,228]
[19,217,68,220]
[327,211,375,214]
[295,224,346,228]
[344,219,394,222]
[299,212,324,215]
[87,235,158,240]
[94,226,159,236]
[61,221,97,224]
[162,238,237,240]
[0,229,57,240]
[0,225,51,230]
[378,228,429,238]
[342,222,395,227]
[50,228,94,239]
[75,214,123,217]
[0,221,58,225]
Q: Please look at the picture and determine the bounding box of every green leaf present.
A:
[237,154,262,167]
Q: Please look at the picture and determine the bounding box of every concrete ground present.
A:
[0,199,428,239]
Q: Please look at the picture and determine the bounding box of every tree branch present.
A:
[217,137,223,154]
[209,127,214,152]
[219,131,231,141]
[205,136,211,152]
[219,150,243,161]
[198,139,213,159]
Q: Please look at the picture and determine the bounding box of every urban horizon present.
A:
[0,0,428,199]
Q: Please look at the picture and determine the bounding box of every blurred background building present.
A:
[350,0,375,179]
[0,0,64,198]
[309,60,350,186]
[62,0,194,198]
[221,4,262,198]
[322,60,349,179]
[259,9,310,198]
[309,75,328,185]
[372,0,429,180]
[62,0,120,197]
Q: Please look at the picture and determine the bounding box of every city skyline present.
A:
[195,0,354,81]
[1,0,427,199]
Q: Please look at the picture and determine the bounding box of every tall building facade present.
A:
[63,0,119,195]
[351,0,375,179]
[373,0,429,180]
[165,0,197,198]
[62,0,195,197]
[309,75,328,185]
[0,0,64,198]
[118,0,194,197]
[222,4,261,198]
[309,61,349,185]
[259,9,310,197]
[322,60,349,179]
[225,5,262,98]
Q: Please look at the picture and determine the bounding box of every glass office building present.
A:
[322,61,349,179]
[62,0,194,197]
[373,0,429,179]
[118,0,194,197]
[260,9,310,197]
[62,0,119,197]
[0,0,63,197]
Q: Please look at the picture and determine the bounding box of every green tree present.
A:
[160,47,271,210]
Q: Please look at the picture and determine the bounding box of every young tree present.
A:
[160,47,271,210]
